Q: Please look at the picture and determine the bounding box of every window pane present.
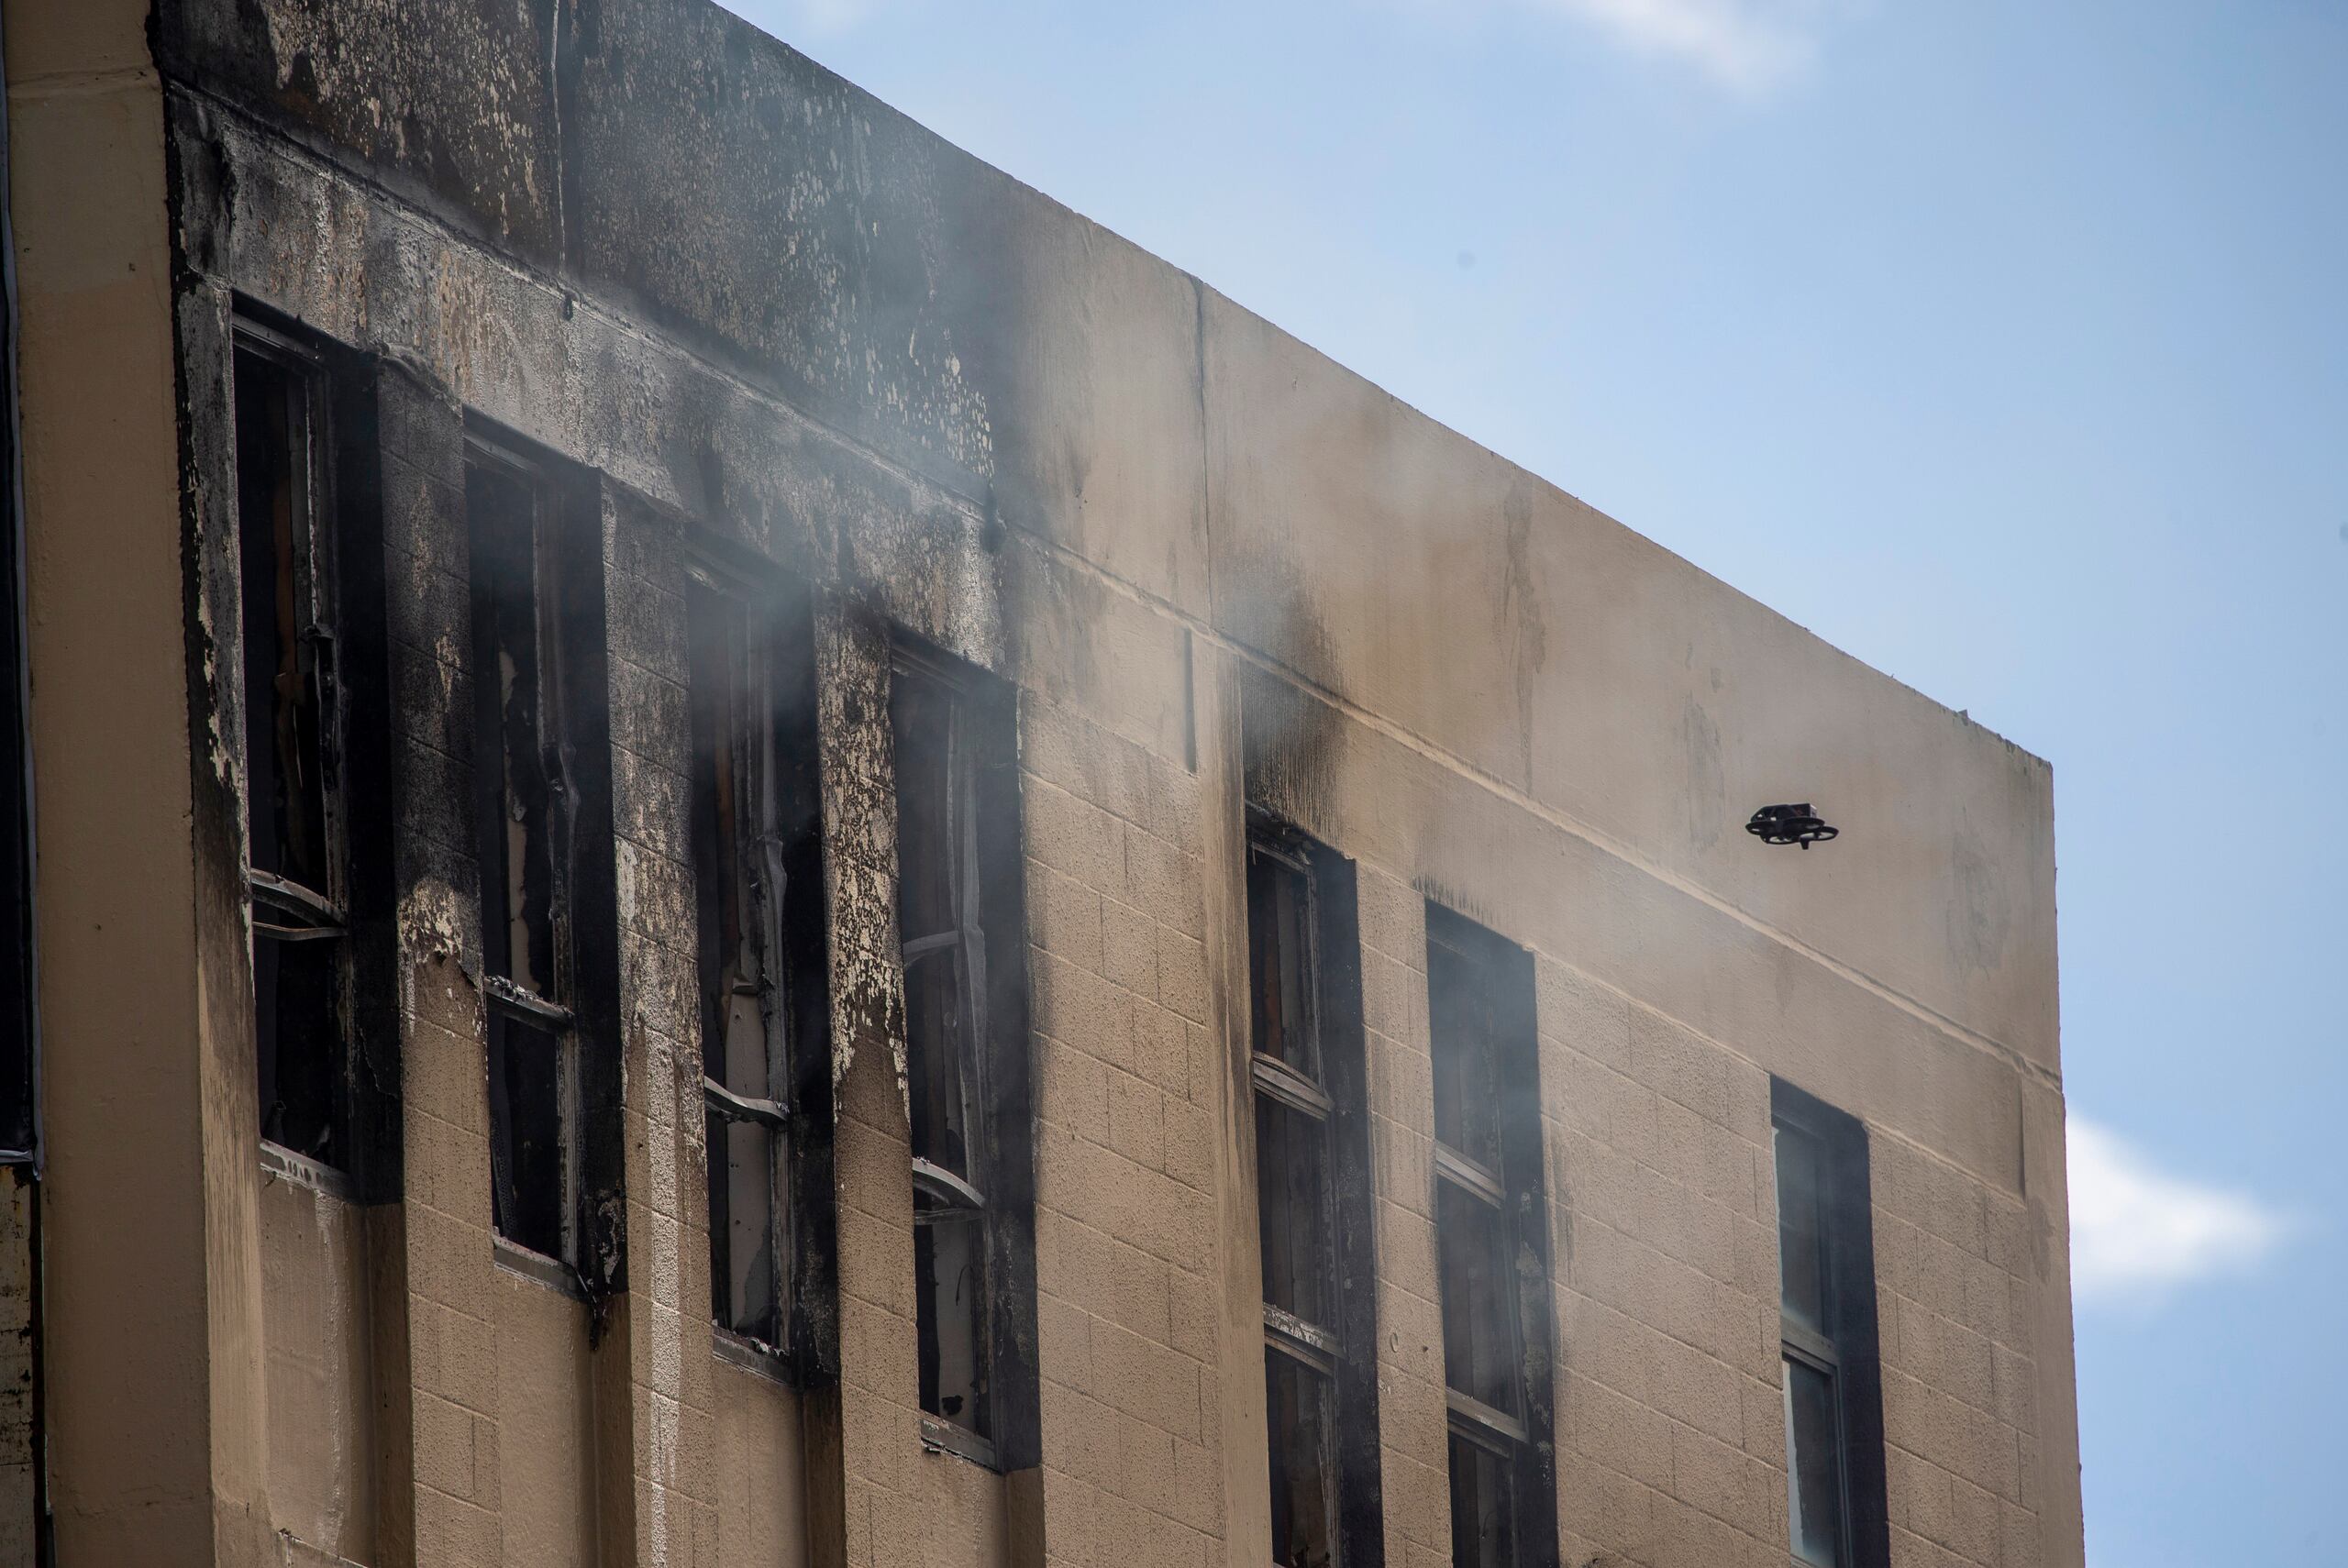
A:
[892,668,961,941]
[712,1108,780,1342]
[1256,1092,1333,1330]
[1266,1348,1336,1568]
[1428,936,1503,1171]
[1784,1355,1847,1567]
[915,1205,989,1433]
[1247,845,1318,1081]
[1447,1431,1516,1568]
[690,581,792,1342]
[253,933,341,1161]
[893,664,980,1180]
[1776,1123,1830,1337]
[1436,1178,1519,1417]
[489,1013,568,1259]
[904,947,975,1177]
[468,457,559,999]
[236,346,330,895]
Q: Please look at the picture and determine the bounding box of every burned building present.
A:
[0,1,2082,1565]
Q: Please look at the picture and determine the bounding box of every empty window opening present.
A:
[236,324,349,1168]
[1426,907,1556,1568]
[1248,826,1382,1568]
[468,438,581,1266]
[1773,1082,1891,1568]
[890,643,1038,1467]
[688,562,826,1361]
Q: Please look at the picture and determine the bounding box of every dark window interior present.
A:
[1256,1094,1334,1331]
[1430,938,1505,1176]
[1248,826,1382,1568]
[1267,1343,1336,1568]
[1248,845,1320,1082]
[1773,1080,1891,1568]
[689,565,825,1360]
[1435,1176,1522,1419]
[468,442,577,1264]
[235,333,348,1165]
[1426,906,1556,1568]
[893,656,989,1433]
[892,645,1036,1462]
[1446,1431,1518,1568]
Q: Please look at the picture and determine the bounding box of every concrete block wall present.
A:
[600,484,725,1565]
[374,361,521,1566]
[1536,957,1789,1568]
[1350,870,1453,1568]
[1870,1137,2045,1568]
[1020,696,1225,1568]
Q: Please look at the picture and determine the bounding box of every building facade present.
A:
[0,1,2082,1565]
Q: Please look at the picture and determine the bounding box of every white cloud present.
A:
[2066,1118,2290,1307]
[1379,0,1858,94]
[1535,0,1819,90]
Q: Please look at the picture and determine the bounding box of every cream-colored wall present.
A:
[494,1273,599,1568]
[6,0,274,1560]
[714,1362,809,1568]
[13,5,2078,1567]
[261,1177,379,1562]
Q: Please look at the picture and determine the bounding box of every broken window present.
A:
[468,437,581,1266]
[1773,1081,1891,1568]
[688,562,826,1359]
[1248,825,1382,1568]
[1426,907,1555,1568]
[891,644,1036,1463]
[236,323,349,1170]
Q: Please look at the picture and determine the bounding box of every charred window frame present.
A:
[687,558,834,1375]
[889,641,1038,1469]
[1247,821,1382,1568]
[234,318,357,1182]
[1772,1080,1890,1568]
[1426,906,1556,1568]
[465,428,619,1281]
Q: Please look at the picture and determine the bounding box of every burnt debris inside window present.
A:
[236,325,349,1167]
[1773,1081,1891,1568]
[1426,906,1555,1568]
[468,439,579,1265]
[891,644,1037,1463]
[1248,826,1381,1568]
[688,563,826,1357]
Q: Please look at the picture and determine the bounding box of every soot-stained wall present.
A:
[2,0,2078,1563]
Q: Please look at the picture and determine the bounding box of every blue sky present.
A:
[714,3,2345,1561]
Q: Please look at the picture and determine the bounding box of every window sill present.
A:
[260,1140,360,1203]
[713,1325,795,1386]
[493,1235,587,1301]
[917,1413,999,1471]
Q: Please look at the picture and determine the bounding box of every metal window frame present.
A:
[1426,911,1545,1568]
[467,430,587,1269]
[894,642,1000,1456]
[1246,825,1357,1568]
[686,558,799,1357]
[232,315,347,922]
[1247,831,1323,1082]
[1774,1111,1858,1568]
[894,644,992,1193]
[233,317,365,1179]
